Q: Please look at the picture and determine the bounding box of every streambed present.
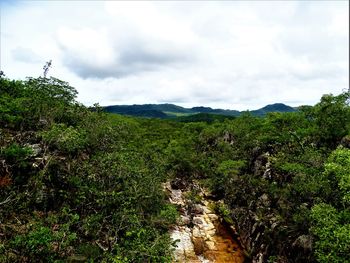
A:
[164,181,245,263]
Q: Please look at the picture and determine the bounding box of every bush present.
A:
[0,143,32,165]
[41,123,87,154]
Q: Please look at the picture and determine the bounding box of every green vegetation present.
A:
[1,74,349,262]
[176,113,236,123]
[0,76,178,262]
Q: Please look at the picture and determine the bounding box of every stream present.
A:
[164,181,245,263]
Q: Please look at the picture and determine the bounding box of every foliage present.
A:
[310,148,350,263]
[311,93,350,147]
[322,148,350,205]
[41,123,87,154]
[0,76,176,262]
[0,143,32,165]
[311,204,350,263]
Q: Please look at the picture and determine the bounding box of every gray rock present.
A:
[292,235,313,251]
[193,217,204,225]
[193,204,204,214]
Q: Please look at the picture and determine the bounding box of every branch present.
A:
[0,195,13,206]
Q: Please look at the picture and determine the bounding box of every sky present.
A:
[1,1,349,110]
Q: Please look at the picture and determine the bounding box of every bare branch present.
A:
[0,195,13,206]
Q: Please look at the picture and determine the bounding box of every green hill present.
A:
[103,103,296,119]
[250,103,296,116]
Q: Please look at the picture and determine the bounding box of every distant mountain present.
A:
[103,103,296,119]
[152,103,192,113]
[190,106,240,116]
[250,103,296,116]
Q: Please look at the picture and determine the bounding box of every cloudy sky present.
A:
[1,1,349,110]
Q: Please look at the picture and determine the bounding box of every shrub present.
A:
[41,124,87,154]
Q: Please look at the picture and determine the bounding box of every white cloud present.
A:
[1,1,348,110]
[11,47,42,63]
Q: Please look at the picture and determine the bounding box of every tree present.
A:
[312,93,350,148]
[311,148,350,263]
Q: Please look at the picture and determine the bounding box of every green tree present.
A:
[311,148,350,263]
[312,93,350,148]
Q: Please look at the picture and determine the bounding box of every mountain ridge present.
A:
[103,102,296,118]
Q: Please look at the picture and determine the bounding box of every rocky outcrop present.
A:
[164,181,245,263]
[340,135,350,148]
[253,152,271,179]
[231,208,276,263]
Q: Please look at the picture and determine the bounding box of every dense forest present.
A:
[1,75,350,262]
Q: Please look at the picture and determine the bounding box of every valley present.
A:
[1,76,350,263]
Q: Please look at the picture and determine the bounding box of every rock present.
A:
[207,213,218,221]
[193,217,204,225]
[198,255,211,263]
[203,206,212,214]
[254,152,272,179]
[193,204,204,214]
[205,240,216,250]
[192,226,202,238]
[205,229,216,238]
[171,226,196,261]
[169,189,185,206]
[203,223,215,233]
[162,181,172,192]
[341,135,350,148]
[179,207,187,214]
[223,131,234,145]
[171,178,187,190]
[167,181,245,262]
[292,235,313,251]
[179,215,191,226]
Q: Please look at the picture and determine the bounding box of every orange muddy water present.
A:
[203,220,245,263]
